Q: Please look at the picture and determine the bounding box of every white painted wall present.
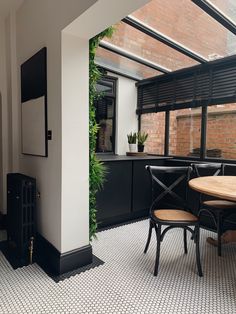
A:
[4,0,150,253]
[107,73,138,155]
[8,13,20,173]
[0,18,11,214]
[16,0,98,251]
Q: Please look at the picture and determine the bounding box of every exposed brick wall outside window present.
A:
[141,105,236,160]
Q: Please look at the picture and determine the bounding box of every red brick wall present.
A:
[207,110,236,159]
[131,0,231,59]
[174,112,201,156]
[132,0,236,159]
[141,112,165,154]
[141,106,236,160]
[100,0,234,79]
[98,0,236,158]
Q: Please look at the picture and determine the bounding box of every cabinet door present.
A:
[132,160,165,213]
[96,161,132,222]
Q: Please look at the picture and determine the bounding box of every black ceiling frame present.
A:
[192,0,236,35]
[97,0,236,82]
[122,16,207,64]
[99,42,170,74]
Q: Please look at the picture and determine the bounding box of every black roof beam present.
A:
[99,41,170,74]
[123,16,207,64]
[192,0,236,36]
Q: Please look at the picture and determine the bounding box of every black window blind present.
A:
[137,55,236,114]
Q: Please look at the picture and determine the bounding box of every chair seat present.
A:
[203,200,236,209]
[153,209,198,222]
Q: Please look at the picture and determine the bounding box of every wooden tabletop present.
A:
[189,176,236,202]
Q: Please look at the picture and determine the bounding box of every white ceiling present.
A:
[0,0,23,19]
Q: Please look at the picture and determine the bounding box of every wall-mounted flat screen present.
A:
[21,47,48,157]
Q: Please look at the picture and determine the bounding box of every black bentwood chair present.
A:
[191,163,236,256]
[144,166,203,277]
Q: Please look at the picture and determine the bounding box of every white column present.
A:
[9,12,20,172]
[61,32,90,253]
[0,19,10,213]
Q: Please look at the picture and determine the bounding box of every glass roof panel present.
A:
[103,21,199,71]
[208,0,236,24]
[95,46,161,80]
[131,0,236,61]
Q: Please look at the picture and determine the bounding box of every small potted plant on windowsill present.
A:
[137,131,148,152]
[127,132,137,152]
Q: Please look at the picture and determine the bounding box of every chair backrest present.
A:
[146,165,192,213]
[191,163,224,178]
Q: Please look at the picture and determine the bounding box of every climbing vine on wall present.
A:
[89,26,115,239]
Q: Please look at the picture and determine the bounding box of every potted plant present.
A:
[137,131,148,152]
[127,132,137,152]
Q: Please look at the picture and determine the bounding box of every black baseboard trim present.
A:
[97,209,149,229]
[35,233,93,276]
[98,216,148,232]
[52,255,104,283]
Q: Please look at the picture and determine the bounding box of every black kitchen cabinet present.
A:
[96,161,132,224]
[96,156,170,228]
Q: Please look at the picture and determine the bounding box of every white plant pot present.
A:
[129,143,137,153]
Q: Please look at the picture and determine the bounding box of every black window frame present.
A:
[144,104,236,165]
[137,55,236,164]
[95,75,117,154]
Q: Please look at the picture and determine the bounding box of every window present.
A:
[95,46,161,80]
[131,0,236,61]
[137,51,236,161]
[140,112,165,155]
[95,76,116,153]
[103,21,198,71]
[206,104,236,159]
[169,108,201,157]
[208,0,236,25]
[139,104,236,161]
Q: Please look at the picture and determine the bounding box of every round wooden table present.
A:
[189,176,236,201]
[189,176,236,248]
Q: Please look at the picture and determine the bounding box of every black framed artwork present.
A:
[21,47,48,157]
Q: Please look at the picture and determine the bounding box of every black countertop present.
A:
[97,154,173,162]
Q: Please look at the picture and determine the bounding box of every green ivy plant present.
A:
[89,26,115,239]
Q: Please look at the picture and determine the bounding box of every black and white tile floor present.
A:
[0,219,236,313]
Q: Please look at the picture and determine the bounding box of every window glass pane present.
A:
[96,81,113,94]
[169,108,201,157]
[140,112,165,154]
[95,46,161,80]
[208,0,236,24]
[131,0,236,60]
[206,103,236,159]
[104,22,199,71]
[96,98,115,153]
